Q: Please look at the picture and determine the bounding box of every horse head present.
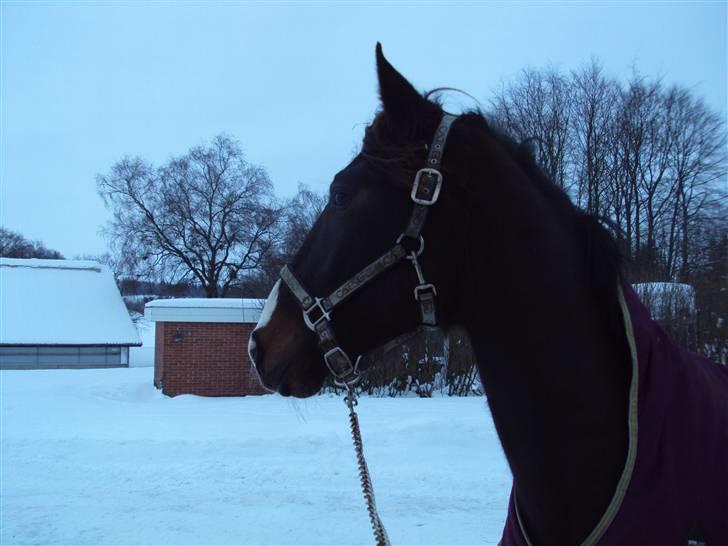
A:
[248,44,471,397]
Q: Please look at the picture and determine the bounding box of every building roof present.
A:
[0,258,142,346]
[145,298,264,324]
[633,282,696,320]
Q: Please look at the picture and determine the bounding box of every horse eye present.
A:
[332,191,349,208]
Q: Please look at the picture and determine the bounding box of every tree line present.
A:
[490,61,726,284]
[490,61,726,363]
[94,63,725,303]
[0,228,64,259]
[4,59,722,394]
[92,59,727,387]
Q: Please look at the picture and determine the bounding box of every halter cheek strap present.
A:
[280,113,457,386]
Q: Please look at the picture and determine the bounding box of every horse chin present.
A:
[256,351,328,398]
[276,361,327,398]
[277,375,325,398]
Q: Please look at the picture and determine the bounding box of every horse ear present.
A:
[375,43,429,125]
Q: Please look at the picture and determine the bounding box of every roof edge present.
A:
[0,342,143,347]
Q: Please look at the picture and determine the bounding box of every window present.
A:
[0,346,125,368]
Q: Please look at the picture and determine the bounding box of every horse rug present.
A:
[500,283,728,545]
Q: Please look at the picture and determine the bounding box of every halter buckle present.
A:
[411,168,443,206]
[413,283,437,301]
[302,297,332,331]
[324,347,359,383]
[414,284,437,326]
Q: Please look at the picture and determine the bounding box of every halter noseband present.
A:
[280,113,457,387]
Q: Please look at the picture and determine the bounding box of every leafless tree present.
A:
[491,67,574,191]
[0,228,64,259]
[570,60,620,216]
[612,75,674,275]
[663,87,727,279]
[489,61,727,362]
[281,183,328,259]
[97,135,281,297]
[239,183,328,297]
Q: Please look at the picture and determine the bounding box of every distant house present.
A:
[145,298,268,396]
[0,258,141,369]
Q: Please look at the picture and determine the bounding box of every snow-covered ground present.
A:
[1,368,512,545]
[129,316,155,368]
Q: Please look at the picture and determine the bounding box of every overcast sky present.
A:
[1,1,726,258]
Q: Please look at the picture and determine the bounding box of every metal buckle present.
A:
[335,356,363,388]
[302,297,331,331]
[324,347,357,380]
[411,168,443,206]
[414,283,437,301]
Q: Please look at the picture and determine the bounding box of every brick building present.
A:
[145,298,269,397]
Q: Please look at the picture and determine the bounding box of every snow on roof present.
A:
[633,282,696,300]
[145,298,265,324]
[0,258,142,346]
[633,282,696,320]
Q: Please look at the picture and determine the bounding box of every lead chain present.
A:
[345,387,391,546]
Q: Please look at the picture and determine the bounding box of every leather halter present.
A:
[280,113,457,386]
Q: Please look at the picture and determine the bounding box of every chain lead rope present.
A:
[344,386,391,546]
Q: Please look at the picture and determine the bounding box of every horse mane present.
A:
[362,102,624,322]
[483,114,624,310]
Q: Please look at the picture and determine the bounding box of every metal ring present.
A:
[396,233,424,257]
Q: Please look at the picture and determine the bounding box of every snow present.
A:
[633,282,695,301]
[146,298,266,309]
[0,258,106,271]
[145,298,265,324]
[1,368,511,545]
[129,316,156,368]
[633,282,696,320]
[123,294,160,304]
[0,258,141,346]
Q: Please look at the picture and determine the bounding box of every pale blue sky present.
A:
[1,1,726,257]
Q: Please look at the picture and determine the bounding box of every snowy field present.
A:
[1,368,512,546]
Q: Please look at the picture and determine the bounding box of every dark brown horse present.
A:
[248,45,728,545]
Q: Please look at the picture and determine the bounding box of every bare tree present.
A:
[570,60,620,217]
[491,67,574,191]
[240,183,327,297]
[488,61,727,363]
[663,87,727,279]
[0,228,64,259]
[97,135,281,297]
[613,75,674,276]
[281,183,327,258]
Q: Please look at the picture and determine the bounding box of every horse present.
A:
[248,44,728,545]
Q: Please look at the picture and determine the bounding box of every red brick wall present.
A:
[155,322,269,397]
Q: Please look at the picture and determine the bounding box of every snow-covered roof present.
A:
[145,298,265,324]
[633,282,696,320]
[0,258,142,346]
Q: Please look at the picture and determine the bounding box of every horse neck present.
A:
[456,153,631,544]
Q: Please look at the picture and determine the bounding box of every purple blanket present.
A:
[500,284,728,545]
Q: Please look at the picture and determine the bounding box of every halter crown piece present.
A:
[280,113,457,387]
